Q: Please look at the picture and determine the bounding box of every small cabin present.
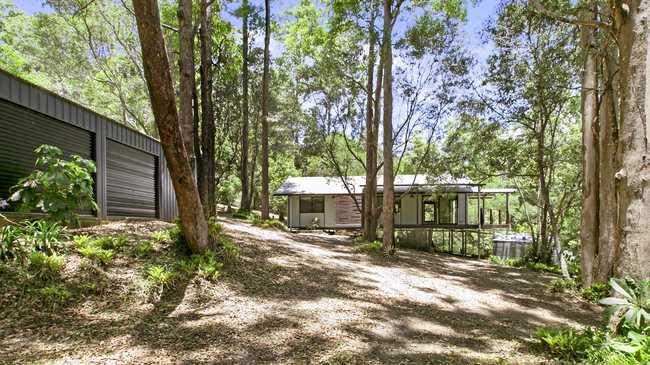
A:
[273,175,515,231]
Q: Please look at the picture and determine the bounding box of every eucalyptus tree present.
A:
[239,0,252,212]
[260,0,271,220]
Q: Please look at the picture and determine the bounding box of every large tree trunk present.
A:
[260,0,271,220]
[363,0,378,242]
[613,0,650,280]
[381,0,394,254]
[199,0,216,218]
[240,0,251,212]
[132,0,209,253]
[177,0,195,173]
[579,7,599,287]
[595,45,619,282]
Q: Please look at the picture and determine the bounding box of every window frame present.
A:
[423,199,437,224]
[299,196,325,214]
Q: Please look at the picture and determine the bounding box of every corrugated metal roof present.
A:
[274,174,476,196]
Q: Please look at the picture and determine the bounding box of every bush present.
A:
[355,240,383,254]
[34,283,71,309]
[582,283,610,303]
[23,220,65,254]
[146,265,175,287]
[134,241,154,258]
[76,237,114,265]
[489,255,525,267]
[550,278,578,293]
[8,145,97,226]
[28,251,65,281]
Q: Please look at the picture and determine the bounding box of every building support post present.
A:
[477,185,482,259]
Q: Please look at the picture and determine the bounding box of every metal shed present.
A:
[0,69,178,221]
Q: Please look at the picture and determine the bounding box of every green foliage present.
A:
[354,241,383,254]
[134,241,154,258]
[189,250,223,281]
[151,230,170,243]
[9,145,97,226]
[33,283,71,309]
[217,237,240,264]
[251,216,288,231]
[582,283,610,303]
[600,278,650,333]
[0,220,64,261]
[534,327,606,361]
[550,278,578,293]
[94,235,129,250]
[232,210,254,220]
[75,237,114,265]
[489,255,524,267]
[146,265,175,288]
[526,262,562,274]
[28,251,65,281]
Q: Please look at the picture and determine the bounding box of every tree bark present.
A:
[177,0,195,174]
[381,0,394,254]
[364,0,378,242]
[260,0,271,220]
[579,6,599,287]
[613,0,650,280]
[240,0,251,212]
[199,0,216,218]
[132,0,209,253]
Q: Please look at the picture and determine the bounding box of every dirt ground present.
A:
[0,217,600,364]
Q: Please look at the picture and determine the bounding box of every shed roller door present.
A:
[106,140,157,218]
[0,99,94,213]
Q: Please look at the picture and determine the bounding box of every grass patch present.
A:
[251,216,288,231]
[134,241,154,258]
[32,283,72,309]
[489,255,525,267]
[28,251,65,281]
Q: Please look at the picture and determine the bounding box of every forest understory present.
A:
[0,217,600,364]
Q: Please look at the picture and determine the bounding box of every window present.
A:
[423,200,437,223]
[299,196,324,213]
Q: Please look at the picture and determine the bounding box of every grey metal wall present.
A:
[0,69,178,221]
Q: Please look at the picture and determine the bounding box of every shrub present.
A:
[23,220,65,254]
[582,283,610,303]
[135,241,154,258]
[355,241,383,254]
[9,145,97,226]
[534,327,605,361]
[146,265,175,287]
[77,243,113,265]
[489,255,525,267]
[34,283,71,309]
[550,278,578,293]
[151,230,170,243]
[28,251,65,281]
[0,225,26,261]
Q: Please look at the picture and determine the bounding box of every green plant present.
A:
[582,283,610,303]
[146,265,175,287]
[9,145,97,226]
[77,243,113,265]
[0,225,26,261]
[232,210,252,220]
[191,250,223,281]
[135,241,154,258]
[251,216,288,231]
[600,278,650,333]
[489,255,525,267]
[95,235,128,250]
[151,230,170,243]
[207,216,223,237]
[550,278,578,293]
[534,327,605,361]
[23,220,64,254]
[28,251,65,281]
[218,237,240,263]
[355,240,383,254]
[34,283,71,309]
[526,262,562,274]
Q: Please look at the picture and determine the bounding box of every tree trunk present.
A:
[240,0,251,212]
[132,0,209,253]
[364,0,378,242]
[595,46,619,282]
[199,0,216,218]
[260,0,271,220]
[579,7,599,287]
[177,0,195,174]
[381,0,394,254]
[613,0,650,280]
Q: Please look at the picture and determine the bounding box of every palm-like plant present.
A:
[600,278,650,333]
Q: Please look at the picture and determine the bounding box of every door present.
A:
[106,140,157,218]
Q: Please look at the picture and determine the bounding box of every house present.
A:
[274,174,516,255]
[0,69,178,221]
